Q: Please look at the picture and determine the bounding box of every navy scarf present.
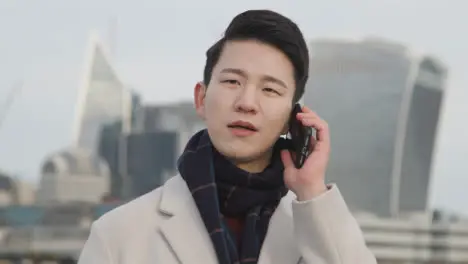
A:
[177,129,289,264]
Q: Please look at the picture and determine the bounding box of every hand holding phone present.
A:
[288,103,314,169]
[282,104,330,200]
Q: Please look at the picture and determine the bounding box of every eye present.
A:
[222,79,240,86]
[263,87,280,95]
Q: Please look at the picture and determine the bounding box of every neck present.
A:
[232,150,273,173]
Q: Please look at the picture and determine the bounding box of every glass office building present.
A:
[134,102,205,155]
[72,31,134,153]
[123,131,178,198]
[304,38,447,217]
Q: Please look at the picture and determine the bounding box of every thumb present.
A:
[280,149,294,169]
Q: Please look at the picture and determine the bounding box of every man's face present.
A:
[195,40,295,169]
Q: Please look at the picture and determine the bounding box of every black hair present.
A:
[203,9,309,103]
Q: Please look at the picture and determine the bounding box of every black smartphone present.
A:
[288,103,313,169]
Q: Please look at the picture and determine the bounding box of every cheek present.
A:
[204,88,229,120]
[263,103,291,131]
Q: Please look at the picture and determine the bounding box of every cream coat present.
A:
[78,175,377,264]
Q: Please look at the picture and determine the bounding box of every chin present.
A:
[216,143,268,164]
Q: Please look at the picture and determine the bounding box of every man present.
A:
[78,9,377,264]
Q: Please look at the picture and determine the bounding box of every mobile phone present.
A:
[288,103,313,169]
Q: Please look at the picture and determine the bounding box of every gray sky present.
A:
[0,0,467,214]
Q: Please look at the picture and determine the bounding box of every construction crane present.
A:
[0,81,23,133]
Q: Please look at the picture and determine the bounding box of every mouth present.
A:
[227,121,258,132]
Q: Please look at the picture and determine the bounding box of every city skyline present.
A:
[0,1,467,215]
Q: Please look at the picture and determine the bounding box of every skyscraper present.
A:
[97,120,123,199]
[304,38,447,217]
[134,102,205,155]
[123,131,178,198]
[70,31,141,201]
[72,31,134,152]
[97,92,141,199]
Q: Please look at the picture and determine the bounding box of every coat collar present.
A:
[260,192,302,263]
[157,175,301,264]
[158,175,218,264]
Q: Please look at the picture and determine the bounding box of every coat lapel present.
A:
[156,176,301,264]
[158,175,218,264]
[259,192,302,264]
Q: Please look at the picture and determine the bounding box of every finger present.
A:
[300,117,330,149]
[280,149,295,169]
[300,105,314,113]
[296,107,320,121]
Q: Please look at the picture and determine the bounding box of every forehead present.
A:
[214,40,295,86]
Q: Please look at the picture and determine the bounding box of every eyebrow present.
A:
[220,68,288,89]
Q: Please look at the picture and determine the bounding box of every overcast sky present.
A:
[0,0,467,214]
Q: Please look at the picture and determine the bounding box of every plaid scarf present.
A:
[177,129,289,264]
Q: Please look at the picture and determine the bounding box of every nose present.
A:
[233,85,259,114]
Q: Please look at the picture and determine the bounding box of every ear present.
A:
[194,82,207,120]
